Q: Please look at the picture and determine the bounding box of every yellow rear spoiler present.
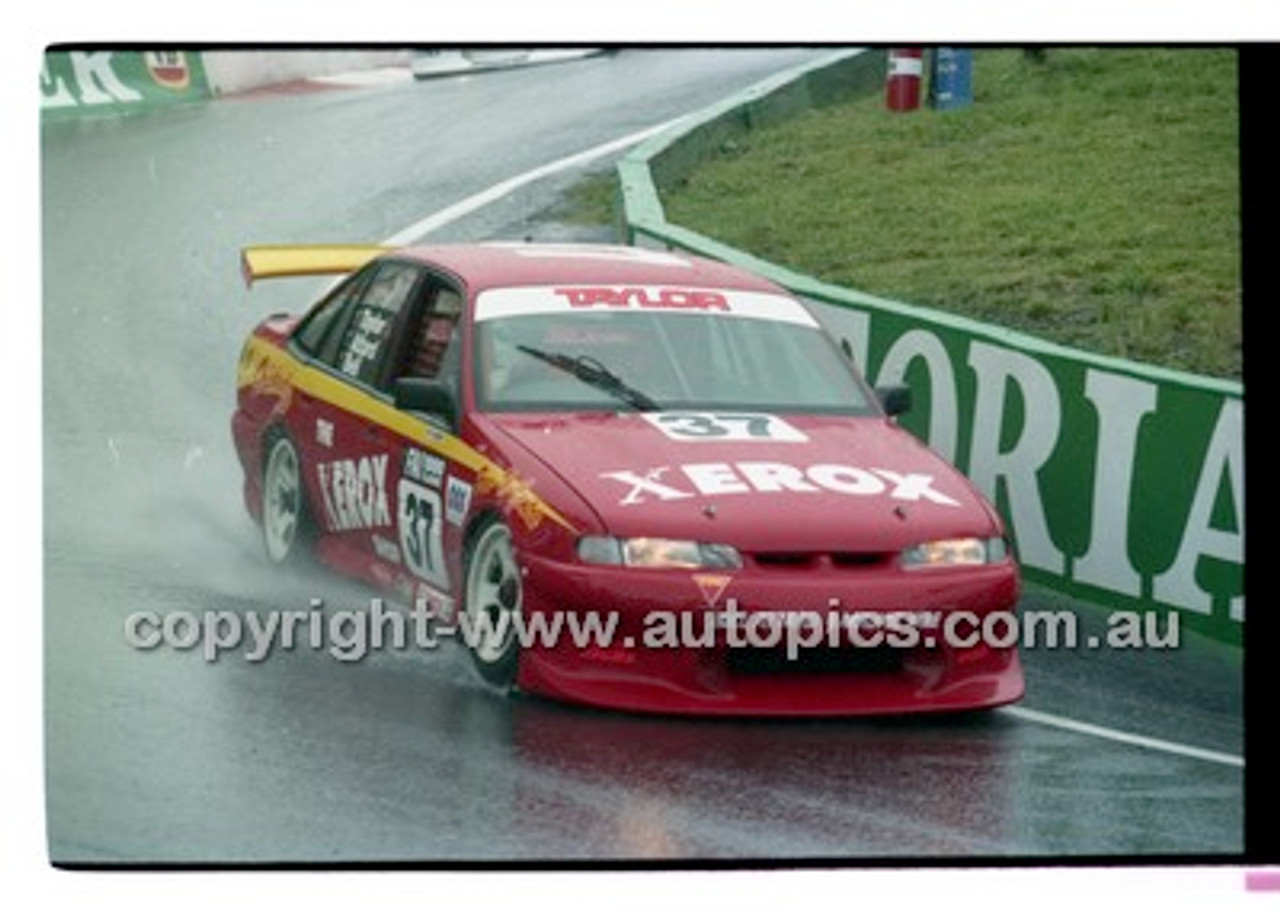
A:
[240,244,393,286]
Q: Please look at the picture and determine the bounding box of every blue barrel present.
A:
[929,48,973,110]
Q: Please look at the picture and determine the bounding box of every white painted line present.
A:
[1006,705,1244,768]
[380,116,686,246]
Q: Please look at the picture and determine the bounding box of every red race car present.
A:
[233,242,1023,715]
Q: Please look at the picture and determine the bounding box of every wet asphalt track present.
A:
[42,48,1243,863]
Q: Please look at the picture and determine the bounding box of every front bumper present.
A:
[513,551,1024,716]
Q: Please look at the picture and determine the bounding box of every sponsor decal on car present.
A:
[315,418,334,448]
[398,479,448,588]
[475,463,547,530]
[371,534,401,564]
[317,455,392,531]
[600,462,961,507]
[644,412,808,443]
[474,286,819,327]
[445,476,473,527]
[692,573,733,608]
[237,344,296,416]
[339,307,391,378]
[554,286,729,311]
[403,447,445,488]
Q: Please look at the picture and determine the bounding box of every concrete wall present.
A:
[40,49,417,118]
[202,50,414,96]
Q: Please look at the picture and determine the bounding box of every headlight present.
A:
[577,536,743,570]
[901,537,1007,568]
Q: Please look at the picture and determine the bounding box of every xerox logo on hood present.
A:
[484,411,999,551]
[600,461,961,507]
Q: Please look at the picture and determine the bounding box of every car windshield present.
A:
[472,286,875,414]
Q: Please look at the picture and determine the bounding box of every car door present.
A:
[285,259,428,577]
[375,276,467,610]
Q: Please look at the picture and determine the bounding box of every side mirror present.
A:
[875,384,912,417]
[394,377,458,431]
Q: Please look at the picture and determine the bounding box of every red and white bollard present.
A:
[885,48,925,112]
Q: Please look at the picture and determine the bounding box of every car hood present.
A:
[483,411,1001,553]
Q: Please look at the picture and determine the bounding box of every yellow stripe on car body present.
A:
[239,335,576,534]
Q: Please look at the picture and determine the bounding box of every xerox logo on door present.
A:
[318,456,392,531]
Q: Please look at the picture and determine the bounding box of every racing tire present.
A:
[260,429,314,567]
[462,517,522,693]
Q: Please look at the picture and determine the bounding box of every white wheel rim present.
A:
[263,441,300,562]
[466,525,521,665]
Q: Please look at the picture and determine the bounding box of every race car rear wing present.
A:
[240,244,392,286]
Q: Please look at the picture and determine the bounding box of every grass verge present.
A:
[656,48,1240,380]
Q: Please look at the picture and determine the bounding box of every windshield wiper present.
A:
[515,345,661,411]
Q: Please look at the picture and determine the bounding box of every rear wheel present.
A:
[261,431,312,566]
[462,518,522,692]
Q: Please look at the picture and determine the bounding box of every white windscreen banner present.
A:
[474,285,821,327]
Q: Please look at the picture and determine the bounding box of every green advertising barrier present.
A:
[618,50,1244,645]
[41,50,211,119]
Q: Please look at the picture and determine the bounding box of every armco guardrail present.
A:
[618,49,1244,645]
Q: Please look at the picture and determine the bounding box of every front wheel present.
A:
[462,518,522,692]
[261,431,313,566]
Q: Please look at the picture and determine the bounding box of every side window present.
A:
[293,270,371,358]
[401,284,463,388]
[330,261,423,387]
